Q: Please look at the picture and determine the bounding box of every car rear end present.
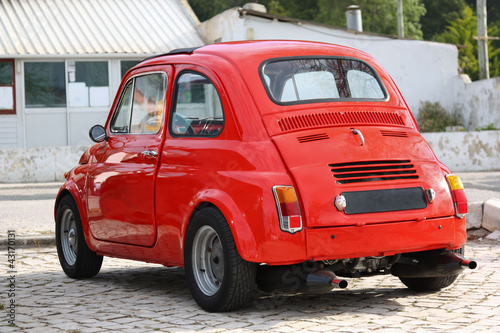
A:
[248,42,473,290]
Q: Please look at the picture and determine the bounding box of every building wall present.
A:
[0,115,18,147]
[1,130,498,183]
[0,58,140,149]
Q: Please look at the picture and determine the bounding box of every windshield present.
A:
[261,57,387,105]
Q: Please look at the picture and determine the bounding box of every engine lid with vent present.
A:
[271,126,455,227]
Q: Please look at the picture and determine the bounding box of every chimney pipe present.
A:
[346,5,362,32]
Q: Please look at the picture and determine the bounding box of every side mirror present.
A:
[89,125,108,143]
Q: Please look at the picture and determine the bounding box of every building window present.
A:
[0,59,15,114]
[121,60,140,78]
[24,62,66,108]
[68,61,110,107]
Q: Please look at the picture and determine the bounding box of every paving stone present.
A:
[1,240,499,332]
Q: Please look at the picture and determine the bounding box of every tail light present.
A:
[272,186,303,234]
[446,174,468,219]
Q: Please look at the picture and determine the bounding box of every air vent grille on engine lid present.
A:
[278,111,405,132]
[297,133,330,143]
[380,130,408,138]
[329,160,418,184]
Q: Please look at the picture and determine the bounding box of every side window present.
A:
[171,72,224,137]
[110,82,133,133]
[109,73,167,134]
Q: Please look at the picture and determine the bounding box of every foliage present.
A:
[420,0,466,40]
[189,0,426,39]
[313,0,425,39]
[417,101,463,132]
[188,0,317,22]
[434,5,500,81]
[465,0,500,24]
[475,123,500,131]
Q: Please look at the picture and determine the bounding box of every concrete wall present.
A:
[0,146,88,183]
[423,130,500,172]
[453,76,500,130]
[0,131,498,183]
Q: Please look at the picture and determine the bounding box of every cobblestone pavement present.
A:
[1,240,499,333]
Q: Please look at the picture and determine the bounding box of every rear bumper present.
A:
[306,216,467,260]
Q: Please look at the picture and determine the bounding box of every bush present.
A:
[475,123,500,131]
[417,101,463,132]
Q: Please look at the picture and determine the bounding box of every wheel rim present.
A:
[192,225,224,296]
[60,208,78,266]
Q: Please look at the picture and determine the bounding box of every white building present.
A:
[0,2,498,181]
[0,0,203,148]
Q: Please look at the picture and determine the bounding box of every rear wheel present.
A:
[184,207,256,312]
[56,196,103,278]
[399,247,463,291]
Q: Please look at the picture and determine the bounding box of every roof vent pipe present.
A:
[346,5,362,32]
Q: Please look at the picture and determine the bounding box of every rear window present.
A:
[261,57,387,105]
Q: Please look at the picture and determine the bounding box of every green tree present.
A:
[313,0,426,39]
[435,5,500,80]
[189,0,425,39]
[420,0,466,40]
[465,0,500,24]
[188,0,319,22]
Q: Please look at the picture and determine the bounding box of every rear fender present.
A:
[185,188,308,264]
[186,189,258,261]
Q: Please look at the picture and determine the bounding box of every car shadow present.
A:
[88,265,409,315]
[18,264,424,331]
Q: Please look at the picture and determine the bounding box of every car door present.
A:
[86,67,171,246]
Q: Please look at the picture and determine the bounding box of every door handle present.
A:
[141,150,158,158]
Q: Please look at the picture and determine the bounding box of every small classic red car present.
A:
[55,40,475,312]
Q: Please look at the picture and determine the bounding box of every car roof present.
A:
[139,40,378,68]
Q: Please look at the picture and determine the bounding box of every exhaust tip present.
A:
[464,260,477,269]
[335,279,348,289]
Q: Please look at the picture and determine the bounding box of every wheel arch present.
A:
[183,190,259,262]
[55,182,94,251]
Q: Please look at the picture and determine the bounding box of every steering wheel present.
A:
[173,113,195,135]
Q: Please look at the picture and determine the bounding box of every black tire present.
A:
[56,195,103,278]
[184,207,256,312]
[399,247,463,292]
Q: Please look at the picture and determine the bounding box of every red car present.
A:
[55,40,475,312]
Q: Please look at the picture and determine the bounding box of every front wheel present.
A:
[184,207,256,312]
[56,195,103,278]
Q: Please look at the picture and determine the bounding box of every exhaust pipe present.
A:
[257,264,348,293]
[306,269,348,293]
[391,251,477,278]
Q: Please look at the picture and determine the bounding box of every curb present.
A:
[1,235,55,248]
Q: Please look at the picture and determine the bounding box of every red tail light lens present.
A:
[272,186,303,234]
[446,174,468,219]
